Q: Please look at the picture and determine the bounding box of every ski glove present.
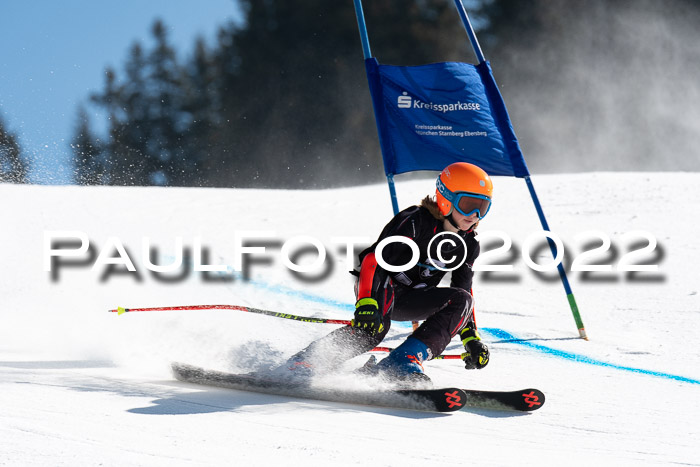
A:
[352,298,384,336]
[460,324,489,370]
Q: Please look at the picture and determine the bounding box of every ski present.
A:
[359,355,545,412]
[459,387,545,412]
[171,362,467,413]
[172,363,545,413]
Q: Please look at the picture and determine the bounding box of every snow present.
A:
[1,173,699,466]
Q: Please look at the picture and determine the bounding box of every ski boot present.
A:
[374,337,432,388]
[263,350,317,384]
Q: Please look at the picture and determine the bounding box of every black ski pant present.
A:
[293,257,473,367]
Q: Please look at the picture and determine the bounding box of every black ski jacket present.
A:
[358,205,480,292]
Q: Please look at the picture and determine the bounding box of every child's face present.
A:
[451,209,479,231]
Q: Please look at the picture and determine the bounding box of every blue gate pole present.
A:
[353,0,401,215]
[452,0,486,64]
[353,0,372,60]
[525,177,588,339]
[452,0,587,339]
[386,174,400,215]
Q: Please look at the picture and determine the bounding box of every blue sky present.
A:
[1,0,242,184]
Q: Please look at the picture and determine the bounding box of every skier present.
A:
[282,162,492,384]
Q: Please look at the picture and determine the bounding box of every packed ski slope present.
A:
[1,173,699,466]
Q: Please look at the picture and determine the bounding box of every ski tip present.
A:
[519,388,545,411]
[460,387,546,412]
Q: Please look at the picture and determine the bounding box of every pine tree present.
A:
[148,19,189,186]
[71,106,104,185]
[0,115,28,184]
[181,37,219,186]
[210,0,472,188]
[91,63,150,185]
[91,23,190,186]
[86,2,496,188]
[472,0,700,172]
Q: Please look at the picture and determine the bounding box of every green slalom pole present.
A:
[453,0,587,339]
[524,176,587,339]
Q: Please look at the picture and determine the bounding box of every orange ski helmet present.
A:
[436,162,493,218]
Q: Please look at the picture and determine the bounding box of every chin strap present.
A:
[447,213,462,231]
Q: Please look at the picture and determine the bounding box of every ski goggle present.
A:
[436,176,492,219]
[453,192,492,219]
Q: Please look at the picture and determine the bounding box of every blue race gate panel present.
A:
[365,58,529,178]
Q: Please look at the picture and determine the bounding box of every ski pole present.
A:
[110,304,351,325]
[110,304,465,359]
